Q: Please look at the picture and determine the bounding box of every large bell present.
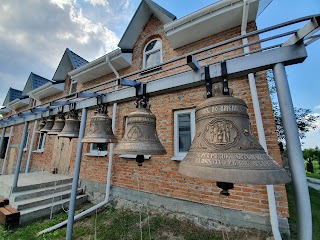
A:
[36,119,46,133]
[178,86,290,185]
[82,108,117,144]
[40,116,55,132]
[57,110,80,139]
[48,113,65,135]
[113,106,166,156]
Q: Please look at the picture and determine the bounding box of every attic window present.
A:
[143,39,162,69]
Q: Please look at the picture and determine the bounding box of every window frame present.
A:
[171,109,196,161]
[69,81,78,94]
[33,132,46,153]
[23,131,30,152]
[86,143,108,157]
[143,39,163,69]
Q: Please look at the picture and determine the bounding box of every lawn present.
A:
[305,160,320,179]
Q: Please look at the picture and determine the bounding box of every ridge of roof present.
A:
[66,48,89,69]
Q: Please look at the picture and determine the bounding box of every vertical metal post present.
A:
[273,63,312,240]
[13,122,29,188]
[0,127,6,160]
[25,120,38,173]
[2,126,13,174]
[66,108,87,240]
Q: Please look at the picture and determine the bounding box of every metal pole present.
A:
[13,121,29,188]
[0,127,6,161]
[273,63,312,240]
[2,126,13,174]
[25,120,38,173]
[66,108,87,240]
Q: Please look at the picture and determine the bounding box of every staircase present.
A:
[4,174,88,225]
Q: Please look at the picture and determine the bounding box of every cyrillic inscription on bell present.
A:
[178,92,290,185]
[113,107,167,156]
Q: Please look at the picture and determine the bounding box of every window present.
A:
[36,132,46,152]
[88,143,108,157]
[70,81,78,94]
[143,39,162,69]
[23,131,30,151]
[172,109,196,161]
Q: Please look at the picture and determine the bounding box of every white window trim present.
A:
[171,109,196,161]
[23,131,30,152]
[85,143,108,157]
[34,132,46,153]
[143,39,163,69]
[69,81,78,94]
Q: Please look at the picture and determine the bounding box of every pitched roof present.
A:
[52,48,88,81]
[3,88,22,106]
[22,72,52,97]
[118,0,176,50]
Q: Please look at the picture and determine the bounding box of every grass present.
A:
[286,183,320,240]
[0,202,271,240]
[304,160,320,179]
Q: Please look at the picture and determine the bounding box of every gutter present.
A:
[241,1,282,239]
[37,52,120,237]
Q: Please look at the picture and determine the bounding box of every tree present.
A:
[267,70,319,145]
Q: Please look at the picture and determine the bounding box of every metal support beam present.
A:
[273,63,312,240]
[187,55,201,71]
[66,108,87,240]
[0,44,308,129]
[1,126,13,174]
[25,120,37,173]
[13,121,29,188]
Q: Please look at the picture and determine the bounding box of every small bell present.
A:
[113,103,166,158]
[36,119,46,133]
[178,84,290,186]
[82,104,117,144]
[40,116,55,132]
[48,113,65,135]
[57,110,80,139]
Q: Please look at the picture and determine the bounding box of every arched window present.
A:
[143,39,162,69]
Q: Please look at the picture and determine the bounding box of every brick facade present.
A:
[1,12,289,230]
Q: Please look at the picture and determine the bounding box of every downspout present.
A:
[25,120,38,173]
[37,54,119,236]
[1,126,13,174]
[241,1,282,239]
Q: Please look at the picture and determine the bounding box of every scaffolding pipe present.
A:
[13,121,29,188]
[25,120,38,173]
[1,126,13,174]
[66,107,87,240]
[273,63,312,240]
[0,127,6,162]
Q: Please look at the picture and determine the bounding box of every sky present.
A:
[0,0,319,148]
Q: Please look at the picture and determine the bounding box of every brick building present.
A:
[0,0,291,234]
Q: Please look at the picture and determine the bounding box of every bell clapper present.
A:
[217,182,234,196]
[136,155,144,166]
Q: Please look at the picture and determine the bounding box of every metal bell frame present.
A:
[177,65,290,195]
[82,95,117,150]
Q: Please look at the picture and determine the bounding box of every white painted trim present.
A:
[23,131,30,152]
[172,109,195,161]
[143,38,163,69]
[37,132,46,151]
[120,154,151,159]
[88,143,108,156]
[69,81,78,94]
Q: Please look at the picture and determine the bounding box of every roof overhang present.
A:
[69,49,132,84]
[0,107,9,114]
[164,0,259,49]
[29,82,65,101]
[7,98,30,110]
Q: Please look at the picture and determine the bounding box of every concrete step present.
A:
[15,188,84,211]
[12,177,73,193]
[11,183,73,202]
[20,194,88,224]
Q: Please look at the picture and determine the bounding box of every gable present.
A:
[3,88,22,106]
[118,0,176,51]
[22,73,52,97]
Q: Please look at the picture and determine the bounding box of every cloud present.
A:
[0,0,137,105]
[314,105,320,111]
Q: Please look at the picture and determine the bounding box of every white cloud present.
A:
[84,0,109,7]
[314,105,320,111]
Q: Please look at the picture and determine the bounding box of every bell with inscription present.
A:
[178,85,290,186]
[40,116,55,133]
[57,110,80,139]
[82,105,117,144]
[113,103,166,163]
[48,113,65,135]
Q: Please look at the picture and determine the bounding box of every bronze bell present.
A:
[82,106,117,144]
[178,86,290,185]
[48,113,65,135]
[40,116,55,132]
[57,110,80,138]
[113,106,166,156]
[36,119,46,133]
